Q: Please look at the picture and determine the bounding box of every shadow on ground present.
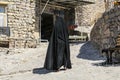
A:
[92,61,120,67]
[33,67,53,74]
[77,41,106,61]
[33,67,67,74]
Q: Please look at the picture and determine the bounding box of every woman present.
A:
[44,11,72,71]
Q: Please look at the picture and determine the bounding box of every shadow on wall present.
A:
[77,41,106,61]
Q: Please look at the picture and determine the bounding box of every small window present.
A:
[0,6,5,13]
[0,5,9,36]
[0,6,7,27]
[0,15,4,26]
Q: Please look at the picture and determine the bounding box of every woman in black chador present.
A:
[44,11,72,71]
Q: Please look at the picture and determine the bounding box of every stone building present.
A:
[75,0,119,41]
[0,0,96,48]
[91,0,120,49]
[75,0,105,39]
[0,0,118,49]
[0,0,38,48]
[1,0,113,48]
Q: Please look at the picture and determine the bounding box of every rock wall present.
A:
[75,0,105,26]
[91,6,120,49]
[75,0,105,38]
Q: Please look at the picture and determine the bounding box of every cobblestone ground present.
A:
[0,42,120,80]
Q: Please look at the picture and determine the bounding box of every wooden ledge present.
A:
[0,1,9,5]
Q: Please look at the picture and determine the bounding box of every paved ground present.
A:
[0,42,120,80]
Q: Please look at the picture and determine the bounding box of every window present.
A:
[0,5,9,36]
[0,6,5,13]
[0,6,7,27]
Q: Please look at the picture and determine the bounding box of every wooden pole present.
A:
[41,0,50,14]
[40,0,41,43]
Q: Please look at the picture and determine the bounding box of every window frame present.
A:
[0,5,7,27]
[0,4,9,36]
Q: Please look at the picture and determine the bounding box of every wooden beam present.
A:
[114,1,120,5]
[42,0,95,9]
[41,2,71,9]
[0,1,9,5]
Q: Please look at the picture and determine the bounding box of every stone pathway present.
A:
[0,42,120,80]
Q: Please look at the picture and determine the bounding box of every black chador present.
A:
[44,16,72,71]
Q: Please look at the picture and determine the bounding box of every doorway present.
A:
[41,13,53,42]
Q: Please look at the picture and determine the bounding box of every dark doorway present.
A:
[41,13,53,42]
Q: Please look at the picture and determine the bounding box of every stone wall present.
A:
[104,0,114,11]
[74,0,105,38]
[91,6,120,50]
[0,0,114,48]
[0,0,40,48]
[75,0,105,26]
[7,0,39,39]
[0,0,69,48]
[0,0,68,48]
